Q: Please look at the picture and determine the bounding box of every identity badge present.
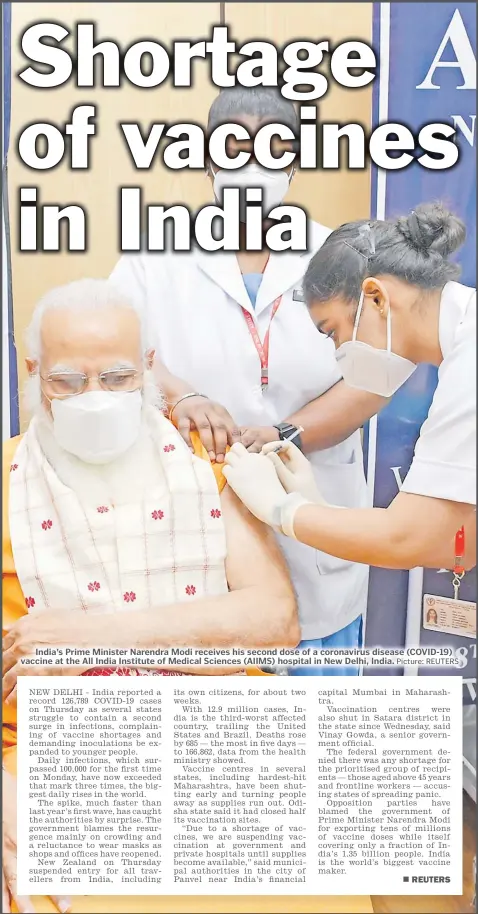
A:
[423,593,477,638]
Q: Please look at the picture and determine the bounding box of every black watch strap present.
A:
[273,423,304,452]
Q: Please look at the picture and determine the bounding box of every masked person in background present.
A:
[2,279,298,914]
[111,87,390,674]
[222,204,476,574]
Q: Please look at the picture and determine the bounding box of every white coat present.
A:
[401,281,476,505]
[111,221,369,639]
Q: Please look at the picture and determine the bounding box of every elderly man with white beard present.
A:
[2,278,298,914]
[3,277,299,683]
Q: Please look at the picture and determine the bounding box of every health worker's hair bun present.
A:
[395,202,466,258]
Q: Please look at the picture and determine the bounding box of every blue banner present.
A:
[365,3,476,695]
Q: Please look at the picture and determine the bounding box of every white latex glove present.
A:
[262,440,328,504]
[223,443,291,527]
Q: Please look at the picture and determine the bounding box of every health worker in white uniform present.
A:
[222,204,477,575]
[111,87,388,674]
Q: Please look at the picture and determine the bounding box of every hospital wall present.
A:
[9,1,373,426]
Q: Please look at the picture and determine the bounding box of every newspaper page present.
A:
[2,3,476,914]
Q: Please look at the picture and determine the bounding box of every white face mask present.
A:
[51,390,143,465]
[335,292,417,398]
[212,163,292,221]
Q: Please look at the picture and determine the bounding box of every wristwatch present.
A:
[273,422,304,452]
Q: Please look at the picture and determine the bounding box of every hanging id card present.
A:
[423,594,476,638]
[423,526,476,638]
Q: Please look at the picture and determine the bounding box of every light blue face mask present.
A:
[335,292,417,398]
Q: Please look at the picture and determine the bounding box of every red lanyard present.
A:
[454,526,465,575]
[241,296,282,390]
[452,526,466,600]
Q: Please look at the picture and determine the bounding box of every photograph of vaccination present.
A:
[1,1,476,913]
